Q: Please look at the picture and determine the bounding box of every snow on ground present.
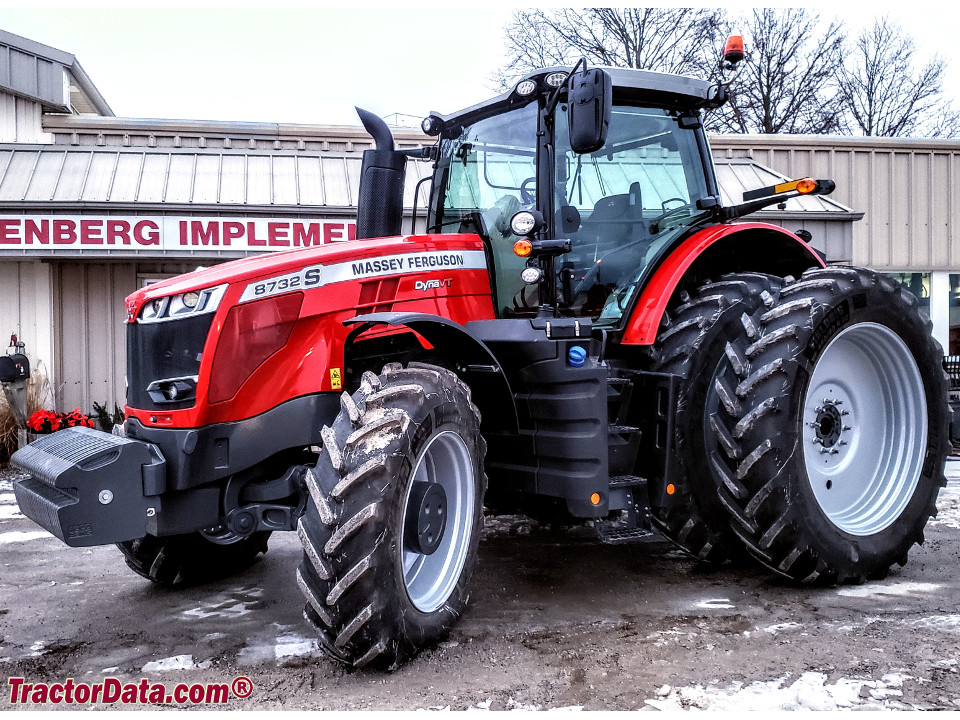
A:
[237,624,322,666]
[837,581,941,598]
[0,530,52,544]
[142,655,196,672]
[644,671,916,711]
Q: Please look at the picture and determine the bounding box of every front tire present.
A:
[117,532,270,587]
[297,363,486,668]
[709,267,949,583]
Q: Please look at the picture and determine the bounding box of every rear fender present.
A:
[344,312,519,434]
[621,222,825,345]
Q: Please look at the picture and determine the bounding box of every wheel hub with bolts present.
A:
[809,397,851,455]
[404,481,448,555]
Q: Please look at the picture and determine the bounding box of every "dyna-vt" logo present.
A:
[415,278,453,292]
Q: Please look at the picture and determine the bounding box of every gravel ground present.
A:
[2,462,960,710]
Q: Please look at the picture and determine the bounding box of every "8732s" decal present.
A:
[239,265,322,302]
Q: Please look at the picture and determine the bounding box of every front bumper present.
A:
[11,427,164,547]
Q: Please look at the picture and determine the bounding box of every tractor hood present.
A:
[124,233,487,322]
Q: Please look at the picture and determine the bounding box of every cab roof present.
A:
[433,66,715,128]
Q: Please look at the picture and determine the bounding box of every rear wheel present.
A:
[297,362,486,668]
[117,532,270,587]
[709,267,949,583]
[651,273,783,563]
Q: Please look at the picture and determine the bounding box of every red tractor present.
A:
[13,45,949,669]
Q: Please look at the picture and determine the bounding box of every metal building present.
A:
[0,30,866,415]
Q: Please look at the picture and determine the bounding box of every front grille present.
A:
[126,313,215,411]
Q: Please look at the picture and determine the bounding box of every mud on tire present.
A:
[652,272,783,563]
[709,267,950,583]
[117,532,270,587]
[297,362,486,668]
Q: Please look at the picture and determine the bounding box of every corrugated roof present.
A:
[0,145,431,211]
[715,158,860,217]
[0,144,858,219]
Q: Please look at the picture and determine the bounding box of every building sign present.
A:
[0,215,357,255]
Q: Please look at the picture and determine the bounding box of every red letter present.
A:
[102,679,121,704]
[134,221,160,246]
[107,220,131,245]
[120,684,137,703]
[324,222,344,243]
[293,222,320,247]
[80,220,103,245]
[8,678,24,704]
[31,684,49,703]
[147,684,164,703]
[49,683,64,703]
[53,220,77,245]
[64,678,75,703]
[190,221,219,246]
[180,220,188,245]
[223,221,244,245]
[174,684,189,703]
[91,683,102,703]
[247,221,265,246]
[0,219,21,244]
[73,684,89,703]
[268,222,289,247]
[348,223,357,241]
[138,679,150,703]
[25,219,48,244]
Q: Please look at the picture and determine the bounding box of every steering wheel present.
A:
[520,176,536,205]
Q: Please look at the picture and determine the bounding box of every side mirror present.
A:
[567,68,612,154]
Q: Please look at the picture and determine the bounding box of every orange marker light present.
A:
[796,178,818,194]
[666,483,676,496]
[513,239,533,257]
[590,493,601,506]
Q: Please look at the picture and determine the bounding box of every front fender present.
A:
[344,312,519,434]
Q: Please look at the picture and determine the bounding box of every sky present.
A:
[0,5,958,129]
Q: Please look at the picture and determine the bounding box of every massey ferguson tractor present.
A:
[12,40,949,669]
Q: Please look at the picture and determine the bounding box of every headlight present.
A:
[138,284,228,323]
[510,210,544,236]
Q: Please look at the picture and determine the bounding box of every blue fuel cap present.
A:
[568,346,586,368]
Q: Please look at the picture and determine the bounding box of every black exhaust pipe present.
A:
[355,107,406,240]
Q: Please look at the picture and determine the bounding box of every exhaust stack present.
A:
[355,107,406,240]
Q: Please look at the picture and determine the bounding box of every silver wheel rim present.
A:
[401,430,475,613]
[802,322,927,536]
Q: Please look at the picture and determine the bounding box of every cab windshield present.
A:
[556,105,711,325]
[431,101,712,325]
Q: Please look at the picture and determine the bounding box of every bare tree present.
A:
[495,8,720,89]
[705,9,845,134]
[835,17,960,138]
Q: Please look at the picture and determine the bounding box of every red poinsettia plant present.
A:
[27,408,95,434]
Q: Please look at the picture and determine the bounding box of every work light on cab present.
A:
[515,80,537,97]
[509,210,543,237]
[545,72,568,88]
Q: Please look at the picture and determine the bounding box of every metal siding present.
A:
[297,155,323,206]
[246,155,271,206]
[320,155,350,206]
[80,152,117,202]
[137,154,168,202]
[193,154,221,204]
[53,152,91,201]
[712,135,960,272]
[110,152,143,202]
[24,151,63,200]
[272,155,297,205]
[164,154,195,203]
[0,150,36,200]
[219,154,245,204]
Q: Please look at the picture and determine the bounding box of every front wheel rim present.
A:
[400,430,475,613]
[802,322,927,536]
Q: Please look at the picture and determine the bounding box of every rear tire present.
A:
[709,267,949,583]
[297,362,486,668]
[651,273,783,563]
[117,532,270,587]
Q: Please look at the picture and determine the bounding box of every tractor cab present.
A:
[425,67,724,325]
